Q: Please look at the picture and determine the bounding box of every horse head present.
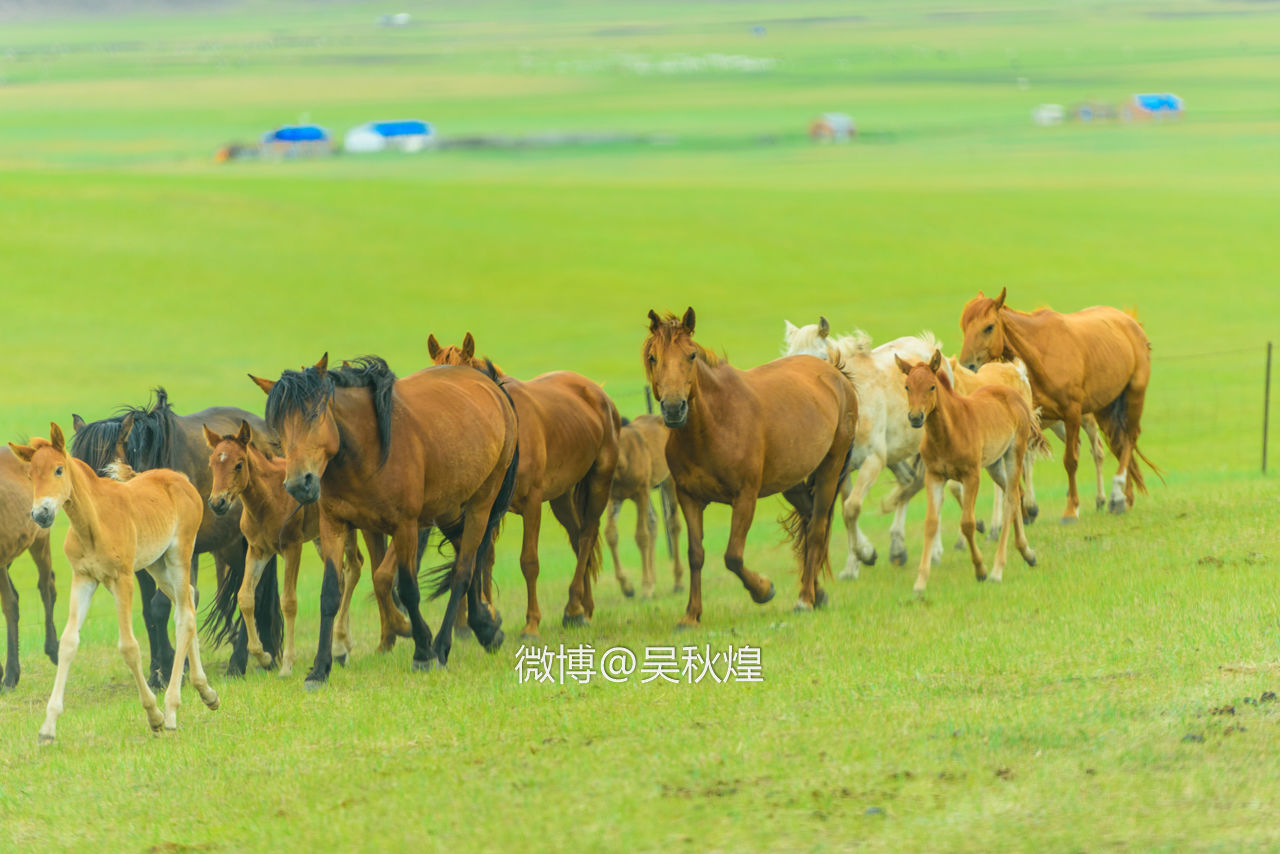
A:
[958,288,1008,370]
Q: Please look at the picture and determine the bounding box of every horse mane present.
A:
[264,356,397,465]
[69,387,179,475]
[917,330,943,354]
[648,312,725,366]
[782,323,872,361]
[620,416,631,427]
[103,460,138,482]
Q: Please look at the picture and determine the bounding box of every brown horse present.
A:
[0,448,57,691]
[10,424,218,742]
[251,355,517,683]
[204,421,368,677]
[897,352,1037,593]
[427,332,620,637]
[644,308,858,622]
[605,414,684,599]
[959,288,1156,521]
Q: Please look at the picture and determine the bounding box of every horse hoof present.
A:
[675,618,700,632]
[1096,498,1106,511]
[562,613,589,629]
[519,632,541,644]
[814,589,828,609]
[412,658,440,673]
[38,733,56,745]
[890,551,907,567]
[1109,499,1127,515]
[621,584,636,599]
[303,677,327,692]
[793,600,814,613]
[483,629,505,654]
[753,581,776,605]
[333,653,348,668]
[46,646,58,665]
[0,681,14,694]
[225,664,246,679]
[1025,504,1039,523]
[1024,551,1037,567]
[454,624,474,642]
[1060,516,1078,526]
[975,568,988,582]
[975,520,986,534]
[838,567,859,582]
[673,584,685,594]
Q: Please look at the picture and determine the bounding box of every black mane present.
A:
[264,356,397,465]
[70,387,179,474]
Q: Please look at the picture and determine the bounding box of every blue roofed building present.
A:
[344,119,435,153]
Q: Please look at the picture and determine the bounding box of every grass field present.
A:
[1,1,1279,850]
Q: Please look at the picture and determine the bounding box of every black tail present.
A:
[200,544,283,661]
[1095,389,1164,494]
[428,444,518,601]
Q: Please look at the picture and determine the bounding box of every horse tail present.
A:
[573,468,604,585]
[255,555,283,661]
[779,493,836,583]
[1027,406,1052,461]
[200,541,282,663]
[202,552,243,648]
[1095,390,1165,495]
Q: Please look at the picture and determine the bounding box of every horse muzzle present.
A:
[908,414,925,429]
[208,494,232,516]
[661,399,689,428]
[31,503,56,529]
[283,472,320,505]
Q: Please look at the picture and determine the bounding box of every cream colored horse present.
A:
[783,318,938,576]
[10,423,218,743]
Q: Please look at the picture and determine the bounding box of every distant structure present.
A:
[1070,101,1120,122]
[809,113,856,143]
[1031,104,1064,126]
[1125,93,1184,121]
[377,13,412,27]
[344,119,435,154]
[261,125,331,157]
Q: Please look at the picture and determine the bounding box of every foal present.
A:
[897,353,1037,593]
[205,421,366,677]
[10,424,218,742]
[605,414,684,599]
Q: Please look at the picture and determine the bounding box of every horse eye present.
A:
[647,354,657,364]
[55,466,64,476]
[984,324,994,334]
[688,352,696,362]
[930,385,935,391]
[234,462,243,472]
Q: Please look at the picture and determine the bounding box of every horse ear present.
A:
[895,354,912,375]
[248,374,276,395]
[50,422,66,451]
[203,424,221,449]
[818,316,830,338]
[682,307,696,333]
[463,332,476,359]
[427,334,441,360]
[314,353,329,373]
[784,320,798,336]
[72,413,86,433]
[929,350,943,372]
[648,309,662,332]
[993,288,1006,310]
[235,420,252,445]
[8,442,34,463]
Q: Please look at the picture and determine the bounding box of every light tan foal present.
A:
[205,421,365,677]
[10,423,218,743]
[605,414,684,599]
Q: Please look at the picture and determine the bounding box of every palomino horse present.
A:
[605,414,684,599]
[427,333,619,637]
[10,424,219,742]
[0,448,57,690]
[70,389,283,683]
[897,353,1038,593]
[959,289,1157,520]
[251,355,517,683]
[645,308,858,621]
[205,421,369,677]
[782,317,936,574]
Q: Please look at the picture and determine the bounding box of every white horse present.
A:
[782,318,938,577]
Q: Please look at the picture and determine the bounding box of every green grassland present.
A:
[1,1,1279,850]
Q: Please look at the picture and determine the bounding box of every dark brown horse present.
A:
[0,448,57,691]
[959,289,1157,521]
[643,308,858,623]
[70,389,283,685]
[251,355,518,684]
[428,332,620,638]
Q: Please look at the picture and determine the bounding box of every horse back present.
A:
[505,370,618,502]
[0,449,39,564]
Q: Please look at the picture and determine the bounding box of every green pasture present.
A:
[1,1,1278,850]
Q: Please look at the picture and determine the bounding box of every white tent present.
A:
[344,119,435,153]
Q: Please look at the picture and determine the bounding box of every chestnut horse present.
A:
[205,421,368,677]
[251,355,517,683]
[605,414,684,599]
[959,289,1157,520]
[645,308,858,621]
[10,424,219,742]
[427,333,619,637]
[70,389,283,684]
[897,352,1038,593]
[0,448,57,691]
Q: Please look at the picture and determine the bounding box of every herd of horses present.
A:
[0,289,1156,741]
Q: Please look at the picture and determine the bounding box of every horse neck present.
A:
[999,309,1045,363]
[685,359,736,427]
[63,458,109,546]
[924,380,965,453]
[241,445,286,519]
[327,387,380,476]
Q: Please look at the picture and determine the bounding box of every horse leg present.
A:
[724,492,775,608]
[1060,410,1083,523]
[840,451,884,580]
[551,493,591,627]
[1021,444,1039,524]
[136,569,172,690]
[1082,416,1106,511]
[799,452,846,610]
[889,460,923,566]
[0,567,17,690]
[660,479,685,592]
[517,502,544,640]
[958,471,986,581]
[604,498,634,598]
[111,570,164,733]
[305,516,350,689]
[431,510,495,667]
[1113,382,1148,513]
[39,573,97,744]
[236,549,274,670]
[986,456,1016,582]
[276,541,302,676]
[676,491,706,628]
[638,490,658,598]
[31,535,58,664]
[914,474,944,594]
[331,534,363,669]
[158,551,218,729]
[947,481,967,551]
